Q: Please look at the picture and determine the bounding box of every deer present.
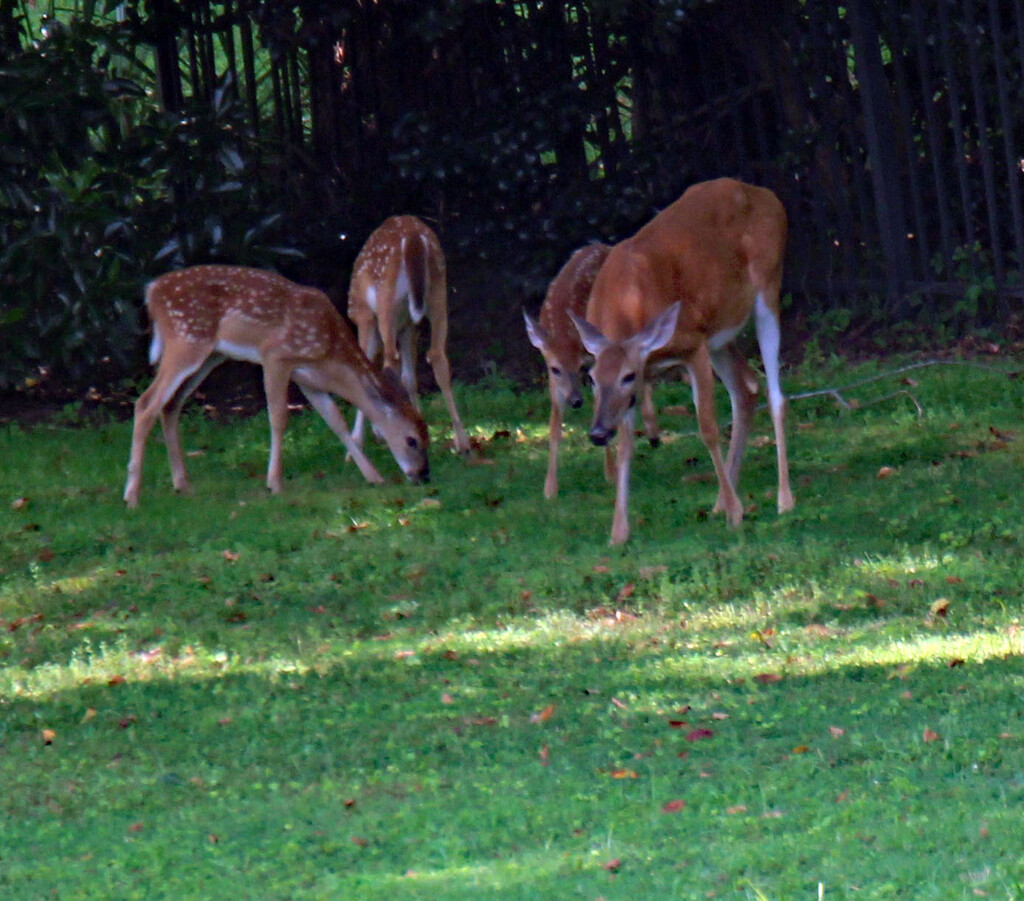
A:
[347,215,470,455]
[524,242,611,498]
[123,265,430,508]
[569,177,794,545]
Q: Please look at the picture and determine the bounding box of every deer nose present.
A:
[589,425,611,446]
[408,464,430,485]
[569,392,583,410]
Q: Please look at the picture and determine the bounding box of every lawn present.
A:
[2,354,1024,900]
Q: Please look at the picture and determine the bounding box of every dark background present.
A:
[2,0,1022,410]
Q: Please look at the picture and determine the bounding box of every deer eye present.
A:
[406,436,419,449]
[550,366,562,376]
[622,372,636,386]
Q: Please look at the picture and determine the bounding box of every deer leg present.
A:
[350,318,382,452]
[754,293,794,513]
[124,345,212,507]
[398,325,420,408]
[710,345,757,497]
[297,385,384,485]
[425,318,470,455]
[544,394,564,499]
[262,361,293,494]
[609,409,636,545]
[640,382,660,447]
[689,347,743,526]
[161,353,225,494]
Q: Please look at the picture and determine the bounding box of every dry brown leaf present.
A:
[923,727,941,743]
[530,704,556,724]
[41,728,56,745]
[753,672,782,685]
[661,799,686,813]
[877,466,897,479]
[930,598,950,618]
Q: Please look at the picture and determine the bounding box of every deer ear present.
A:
[523,310,549,351]
[570,312,609,357]
[631,302,679,357]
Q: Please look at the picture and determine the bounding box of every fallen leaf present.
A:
[128,822,144,833]
[610,697,628,710]
[930,598,950,618]
[609,768,638,779]
[11,497,28,510]
[638,565,668,579]
[81,708,96,724]
[222,550,240,562]
[661,799,686,813]
[877,465,897,479]
[441,692,455,705]
[685,728,714,742]
[530,704,555,724]
[834,789,850,803]
[41,728,56,745]
[711,711,729,720]
[829,726,845,738]
[667,719,688,729]
[792,744,810,754]
[923,727,940,743]
[419,498,442,509]
[539,744,550,766]
[616,582,635,603]
[350,836,369,848]
[593,564,611,573]
[726,804,748,815]
[218,716,232,726]
[753,672,782,685]
[107,674,126,687]
[948,657,965,668]
[602,858,622,872]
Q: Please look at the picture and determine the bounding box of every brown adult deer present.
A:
[524,242,611,498]
[347,215,470,454]
[123,265,429,508]
[570,178,794,545]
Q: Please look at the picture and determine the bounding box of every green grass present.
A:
[3,357,1024,899]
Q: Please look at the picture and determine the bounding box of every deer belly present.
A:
[708,320,747,351]
[215,339,262,364]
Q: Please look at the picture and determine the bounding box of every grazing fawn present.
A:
[570,178,794,544]
[123,265,429,507]
[524,242,611,498]
[347,215,470,454]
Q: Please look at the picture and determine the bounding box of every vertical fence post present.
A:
[846,0,914,308]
